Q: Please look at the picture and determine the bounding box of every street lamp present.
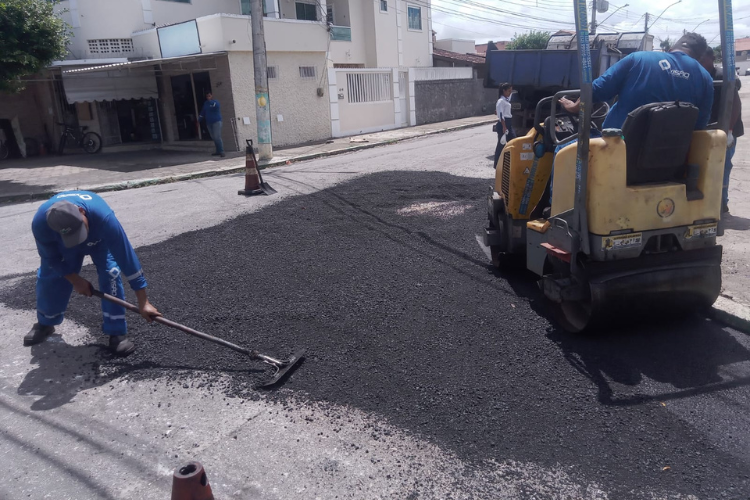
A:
[599,3,630,27]
[691,19,710,32]
[646,0,682,33]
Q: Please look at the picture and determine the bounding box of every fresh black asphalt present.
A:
[4,170,750,498]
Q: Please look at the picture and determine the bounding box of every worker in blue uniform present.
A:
[27,191,161,356]
[559,32,714,129]
[549,32,714,205]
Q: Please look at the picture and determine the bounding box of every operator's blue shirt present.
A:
[593,51,714,130]
[32,191,147,290]
[199,99,222,124]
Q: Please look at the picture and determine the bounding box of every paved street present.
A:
[0,115,494,202]
[2,123,750,499]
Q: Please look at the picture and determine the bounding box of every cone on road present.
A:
[170,462,214,500]
[238,139,276,196]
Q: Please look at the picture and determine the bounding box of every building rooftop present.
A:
[432,48,486,65]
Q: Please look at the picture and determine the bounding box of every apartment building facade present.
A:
[0,0,433,156]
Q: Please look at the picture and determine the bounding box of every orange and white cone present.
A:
[170,462,214,500]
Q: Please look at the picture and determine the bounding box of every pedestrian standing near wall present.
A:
[199,92,225,158]
[699,47,743,214]
[493,83,516,169]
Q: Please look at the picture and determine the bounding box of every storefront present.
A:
[58,52,231,150]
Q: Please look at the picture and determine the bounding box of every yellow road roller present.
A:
[484,0,738,332]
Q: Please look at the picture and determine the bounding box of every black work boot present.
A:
[24,323,55,346]
[109,335,136,356]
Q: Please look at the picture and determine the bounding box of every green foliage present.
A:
[659,37,672,52]
[0,0,70,92]
[713,45,722,62]
[506,30,551,50]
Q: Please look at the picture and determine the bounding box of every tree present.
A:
[506,30,551,50]
[660,37,673,52]
[713,45,722,62]
[0,0,70,92]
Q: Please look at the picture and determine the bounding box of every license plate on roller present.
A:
[602,233,642,250]
[686,223,717,239]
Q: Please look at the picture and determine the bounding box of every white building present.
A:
[0,0,434,154]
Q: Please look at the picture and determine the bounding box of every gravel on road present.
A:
[3,170,750,498]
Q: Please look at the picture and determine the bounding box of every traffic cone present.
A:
[170,462,214,500]
[238,139,276,196]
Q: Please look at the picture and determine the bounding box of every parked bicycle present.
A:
[57,123,102,154]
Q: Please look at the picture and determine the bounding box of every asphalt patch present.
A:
[4,171,750,498]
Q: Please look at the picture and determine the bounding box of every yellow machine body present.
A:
[550,131,726,235]
[493,129,554,220]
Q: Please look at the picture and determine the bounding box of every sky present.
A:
[428,0,750,47]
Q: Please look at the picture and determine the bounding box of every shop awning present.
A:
[60,52,226,103]
[62,68,158,103]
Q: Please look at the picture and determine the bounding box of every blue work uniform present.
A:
[550,51,714,203]
[31,191,147,335]
[593,51,714,130]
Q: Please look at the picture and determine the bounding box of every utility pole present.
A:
[591,0,598,34]
[644,12,649,33]
[249,0,273,160]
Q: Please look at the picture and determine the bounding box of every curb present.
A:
[711,296,750,333]
[0,118,496,205]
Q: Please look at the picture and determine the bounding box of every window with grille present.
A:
[295,2,317,21]
[327,5,333,24]
[380,0,388,12]
[346,73,392,103]
[299,66,316,79]
[88,39,134,54]
[267,66,278,79]
[407,6,422,30]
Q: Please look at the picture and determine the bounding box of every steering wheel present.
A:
[591,101,610,120]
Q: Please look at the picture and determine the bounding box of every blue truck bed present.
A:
[484,49,605,90]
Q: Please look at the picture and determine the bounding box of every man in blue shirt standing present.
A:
[27,191,161,356]
[199,91,225,157]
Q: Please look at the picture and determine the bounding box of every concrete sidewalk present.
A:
[0,115,496,204]
[711,76,750,332]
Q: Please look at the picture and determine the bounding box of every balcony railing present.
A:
[330,26,351,42]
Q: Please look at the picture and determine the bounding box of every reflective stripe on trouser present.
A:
[36,248,128,336]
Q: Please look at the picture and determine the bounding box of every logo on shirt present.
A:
[659,59,690,80]
[56,193,93,200]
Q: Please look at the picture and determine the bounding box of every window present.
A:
[295,2,317,21]
[407,5,422,30]
[327,5,333,24]
[267,66,278,79]
[299,66,316,79]
[346,72,392,103]
[241,0,268,15]
[88,39,134,54]
[380,0,388,12]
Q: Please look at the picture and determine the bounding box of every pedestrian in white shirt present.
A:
[493,83,516,169]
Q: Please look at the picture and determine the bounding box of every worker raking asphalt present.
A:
[2,171,749,498]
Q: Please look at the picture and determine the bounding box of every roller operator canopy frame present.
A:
[567,0,735,261]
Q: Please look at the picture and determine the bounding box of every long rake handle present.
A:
[91,289,256,358]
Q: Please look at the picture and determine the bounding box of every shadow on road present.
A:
[17,337,113,411]
[548,316,750,406]
[17,334,266,411]
[723,213,750,231]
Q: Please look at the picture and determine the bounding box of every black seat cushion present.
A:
[621,101,699,185]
